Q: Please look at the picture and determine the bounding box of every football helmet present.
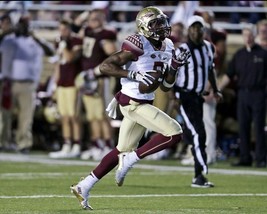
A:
[44,101,60,124]
[74,70,98,95]
[136,6,171,41]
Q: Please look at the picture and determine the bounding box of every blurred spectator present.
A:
[227,1,264,25]
[0,15,54,154]
[48,19,83,159]
[170,1,199,26]
[75,9,117,160]
[170,22,186,48]
[0,13,13,151]
[219,25,267,168]
[202,10,228,164]
[208,11,238,158]
[256,19,267,49]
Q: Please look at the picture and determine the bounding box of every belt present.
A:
[115,91,153,106]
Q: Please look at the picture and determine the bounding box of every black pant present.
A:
[238,89,266,164]
[179,91,207,177]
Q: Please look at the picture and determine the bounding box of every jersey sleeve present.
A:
[121,34,144,61]
[100,29,117,41]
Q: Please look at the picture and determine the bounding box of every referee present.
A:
[175,15,222,187]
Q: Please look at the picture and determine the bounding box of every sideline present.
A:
[1,193,267,199]
[1,152,267,176]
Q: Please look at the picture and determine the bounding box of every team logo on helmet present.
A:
[136,6,171,41]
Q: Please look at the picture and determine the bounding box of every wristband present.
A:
[162,79,175,89]
[127,70,136,80]
[93,65,101,76]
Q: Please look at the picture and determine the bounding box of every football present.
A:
[139,70,162,94]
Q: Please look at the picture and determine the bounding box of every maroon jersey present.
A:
[55,35,83,87]
[81,27,117,70]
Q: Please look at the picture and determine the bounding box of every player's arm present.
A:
[100,34,156,85]
[99,50,135,78]
[100,34,140,78]
[218,74,231,91]
[93,39,117,76]
[32,33,55,56]
[161,48,190,92]
[102,39,117,56]
[208,67,223,102]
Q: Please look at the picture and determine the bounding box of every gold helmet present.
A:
[136,6,171,41]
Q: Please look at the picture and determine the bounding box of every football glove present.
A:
[171,48,191,70]
[127,70,156,86]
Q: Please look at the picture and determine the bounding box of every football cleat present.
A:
[70,181,92,210]
[115,152,138,186]
[68,144,81,158]
[48,143,71,159]
[191,174,214,188]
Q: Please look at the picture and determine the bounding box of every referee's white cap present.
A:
[187,15,205,27]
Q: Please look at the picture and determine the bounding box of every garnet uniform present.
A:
[55,35,83,117]
[81,27,117,121]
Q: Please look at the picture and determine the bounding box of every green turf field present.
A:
[0,152,267,214]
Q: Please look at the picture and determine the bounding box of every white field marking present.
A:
[0,172,85,179]
[0,171,181,179]
[1,153,267,176]
[1,193,267,199]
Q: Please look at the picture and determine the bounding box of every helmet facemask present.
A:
[136,7,171,41]
[147,16,171,41]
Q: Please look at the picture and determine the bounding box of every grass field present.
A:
[0,152,267,214]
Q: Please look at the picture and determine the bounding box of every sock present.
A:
[136,133,182,159]
[79,172,99,192]
[64,139,71,145]
[73,140,81,145]
[92,148,120,179]
[104,139,113,148]
[128,151,140,164]
[91,139,105,149]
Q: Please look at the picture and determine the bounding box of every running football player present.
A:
[70,6,190,210]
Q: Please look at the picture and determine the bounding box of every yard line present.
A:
[1,153,267,176]
[1,193,267,199]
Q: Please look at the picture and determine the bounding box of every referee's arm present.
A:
[208,65,223,101]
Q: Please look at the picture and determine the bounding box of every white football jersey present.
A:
[120,34,174,100]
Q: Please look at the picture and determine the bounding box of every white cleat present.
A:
[70,183,93,210]
[80,149,93,160]
[48,143,71,159]
[115,152,139,186]
[68,144,81,158]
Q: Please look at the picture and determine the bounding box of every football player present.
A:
[70,6,190,210]
[48,19,83,159]
[78,9,117,160]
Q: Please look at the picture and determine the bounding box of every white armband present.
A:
[93,65,101,76]
[162,79,175,89]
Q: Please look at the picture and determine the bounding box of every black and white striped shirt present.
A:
[175,39,215,93]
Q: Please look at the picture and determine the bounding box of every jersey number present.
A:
[83,37,96,58]
[153,61,166,72]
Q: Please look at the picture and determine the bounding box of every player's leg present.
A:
[125,102,183,158]
[49,87,72,158]
[71,114,144,207]
[115,102,183,186]
[67,87,81,157]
